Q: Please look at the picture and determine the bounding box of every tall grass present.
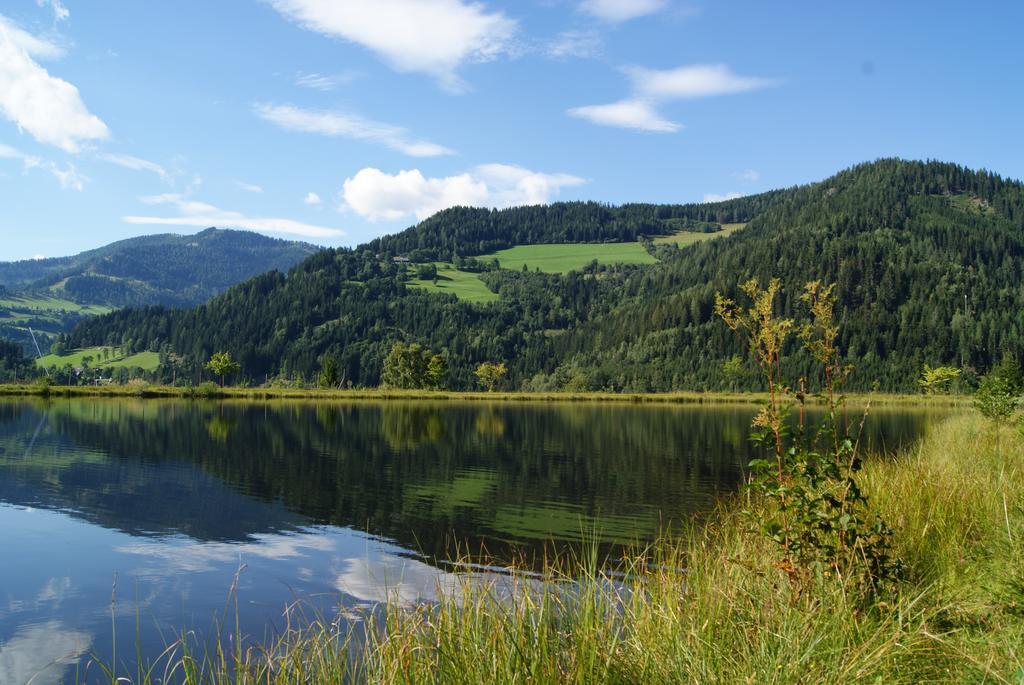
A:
[75,414,1023,684]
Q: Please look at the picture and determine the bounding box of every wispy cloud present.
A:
[569,63,779,133]
[733,169,760,182]
[124,194,344,238]
[304,191,322,205]
[36,0,70,22]
[579,0,667,22]
[546,30,602,59]
[0,16,108,153]
[235,180,264,193]
[626,64,778,100]
[266,0,516,92]
[341,164,586,222]
[703,191,743,203]
[97,152,168,180]
[568,99,680,133]
[254,103,454,157]
[294,70,358,91]
[0,141,86,189]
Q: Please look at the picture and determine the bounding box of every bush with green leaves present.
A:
[716,279,901,596]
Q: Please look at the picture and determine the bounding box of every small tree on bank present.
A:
[382,343,446,390]
[974,352,1023,426]
[474,362,507,392]
[918,364,961,395]
[205,351,241,387]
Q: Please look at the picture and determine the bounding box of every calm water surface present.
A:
[0,398,945,683]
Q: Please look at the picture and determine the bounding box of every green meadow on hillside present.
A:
[37,346,160,371]
[653,222,747,246]
[0,293,113,322]
[487,242,658,274]
[404,265,500,303]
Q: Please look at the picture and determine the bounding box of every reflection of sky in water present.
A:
[0,399,944,683]
[0,503,462,685]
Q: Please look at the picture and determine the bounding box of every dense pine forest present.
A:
[60,160,1024,392]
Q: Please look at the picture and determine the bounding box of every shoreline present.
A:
[0,383,970,406]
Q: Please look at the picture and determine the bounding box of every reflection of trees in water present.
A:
[0,400,941,564]
[206,412,237,443]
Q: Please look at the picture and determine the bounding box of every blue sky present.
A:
[0,0,1022,261]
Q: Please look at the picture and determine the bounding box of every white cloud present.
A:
[0,16,109,153]
[703,191,743,203]
[255,103,453,158]
[97,152,168,180]
[304,191,322,205]
[37,0,70,22]
[626,64,778,100]
[295,70,357,91]
[124,195,344,239]
[580,0,667,22]
[341,164,586,222]
[0,140,86,189]
[567,99,680,133]
[235,180,264,193]
[546,30,602,59]
[266,0,516,92]
[569,63,777,134]
[734,169,760,182]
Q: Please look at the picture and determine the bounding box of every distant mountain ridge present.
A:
[0,228,320,307]
[0,228,320,352]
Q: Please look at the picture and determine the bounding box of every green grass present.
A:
[485,242,658,274]
[405,264,500,303]
[36,346,160,371]
[75,412,1024,683]
[653,222,747,246]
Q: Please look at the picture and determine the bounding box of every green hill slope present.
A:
[64,160,1024,392]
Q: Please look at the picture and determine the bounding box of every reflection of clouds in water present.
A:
[115,531,337,573]
[335,555,539,610]
[36,576,72,604]
[0,620,90,685]
[336,555,463,607]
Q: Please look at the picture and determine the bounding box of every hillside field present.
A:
[487,242,657,274]
[405,265,500,303]
[0,293,113,322]
[652,222,748,246]
[37,346,160,371]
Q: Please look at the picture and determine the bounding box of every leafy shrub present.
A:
[716,279,901,596]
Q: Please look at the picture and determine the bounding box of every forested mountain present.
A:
[65,160,1024,392]
[0,228,319,307]
[0,228,319,353]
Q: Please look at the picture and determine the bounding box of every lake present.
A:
[0,398,944,683]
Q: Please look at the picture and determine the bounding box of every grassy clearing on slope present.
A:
[405,264,500,303]
[36,346,160,371]
[486,242,657,274]
[0,293,112,315]
[78,412,1023,684]
[653,222,747,246]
